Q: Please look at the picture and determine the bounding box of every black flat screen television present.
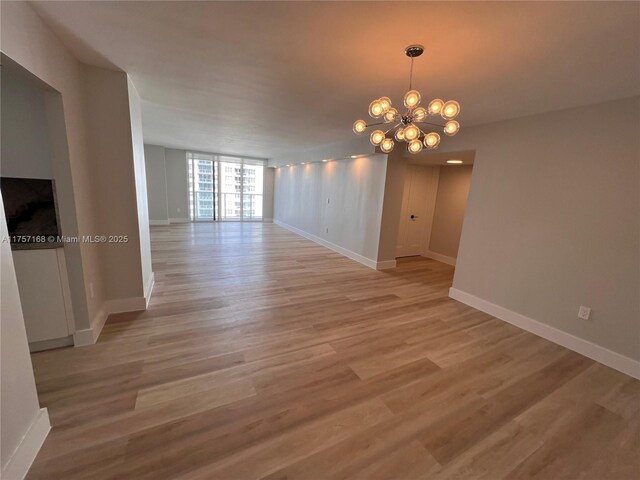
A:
[1,177,60,243]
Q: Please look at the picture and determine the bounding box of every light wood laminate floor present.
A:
[27,223,639,479]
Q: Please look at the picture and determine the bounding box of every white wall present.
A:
[0,2,104,328]
[445,96,640,365]
[144,144,169,223]
[1,2,153,339]
[429,165,473,259]
[164,148,189,222]
[1,55,96,338]
[0,60,54,179]
[376,153,407,264]
[274,156,387,265]
[81,66,145,304]
[1,58,77,348]
[263,167,275,221]
[127,77,153,301]
[1,4,151,473]
[1,195,49,478]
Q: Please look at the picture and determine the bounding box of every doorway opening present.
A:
[396,151,475,267]
[0,54,80,352]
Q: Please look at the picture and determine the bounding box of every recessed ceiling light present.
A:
[322,159,329,162]
[285,164,291,167]
[350,155,359,158]
[447,159,463,164]
[301,162,306,164]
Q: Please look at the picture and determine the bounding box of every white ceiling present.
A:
[31,1,640,159]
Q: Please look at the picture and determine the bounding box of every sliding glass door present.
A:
[241,160,264,221]
[187,153,217,221]
[188,153,264,222]
[218,158,243,221]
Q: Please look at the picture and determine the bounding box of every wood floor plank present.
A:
[25,223,639,479]
[181,399,394,479]
[506,404,629,479]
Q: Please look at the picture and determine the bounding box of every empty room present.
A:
[1,1,638,479]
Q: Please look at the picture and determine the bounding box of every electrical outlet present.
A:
[326,228,329,234]
[177,207,181,213]
[327,198,330,204]
[578,306,591,320]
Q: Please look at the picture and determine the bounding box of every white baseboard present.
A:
[149,219,170,226]
[376,259,397,270]
[72,328,96,347]
[425,250,457,266]
[144,272,155,308]
[73,303,107,346]
[274,219,379,270]
[169,218,190,224]
[263,218,273,223]
[449,287,640,380]
[29,336,74,353]
[1,408,50,480]
[74,295,147,347]
[105,296,147,314]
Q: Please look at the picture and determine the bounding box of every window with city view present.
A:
[187,153,264,221]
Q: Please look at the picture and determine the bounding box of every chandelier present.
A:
[352,45,461,154]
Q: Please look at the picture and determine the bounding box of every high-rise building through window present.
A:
[187,153,264,221]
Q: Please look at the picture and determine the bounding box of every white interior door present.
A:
[396,165,440,258]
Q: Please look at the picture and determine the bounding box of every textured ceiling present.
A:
[31,1,640,158]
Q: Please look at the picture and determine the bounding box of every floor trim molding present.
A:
[376,259,397,270]
[1,408,50,480]
[105,296,147,315]
[274,219,382,270]
[73,303,107,346]
[449,287,640,380]
[149,219,170,226]
[144,271,155,308]
[74,296,147,347]
[169,218,190,224]
[425,250,457,266]
[29,335,74,353]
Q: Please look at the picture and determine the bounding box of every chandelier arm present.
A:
[385,122,404,136]
[415,121,446,128]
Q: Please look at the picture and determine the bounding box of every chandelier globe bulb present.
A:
[370,130,385,146]
[444,120,460,136]
[369,100,384,118]
[379,97,392,113]
[403,124,420,141]
[380,138,394,153]
[441,100,460,120]
[353,120,367,134]
[404,90,421,108]
[413,107,427,122]
[408,139,423,154]
[424,132,441,149]
[428,99,444,115]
